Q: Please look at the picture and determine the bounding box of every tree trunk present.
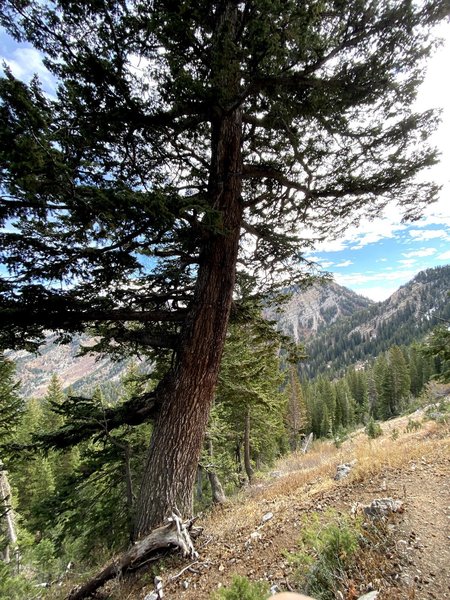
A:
[67,513,198,600]
[206,439,227,505]
[133,106,243,536]
[243,409,254,484]
[0,464,18,565]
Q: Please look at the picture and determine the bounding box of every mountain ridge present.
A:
[8,265,450,396]
[296,264,450,376]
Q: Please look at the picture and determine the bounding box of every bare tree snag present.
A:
[0,462,18,565]
[302,432,314,454]
[206,439,227,505]
[244,409,254,483]
[66,512,198,600]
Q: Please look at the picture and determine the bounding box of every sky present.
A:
[305,23,450,300]
[1,20,449,302]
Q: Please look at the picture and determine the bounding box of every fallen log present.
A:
[67,512,199,600]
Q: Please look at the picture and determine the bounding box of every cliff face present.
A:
[293,265,450,376]
[7,335,128,398]
[270,281,373,342]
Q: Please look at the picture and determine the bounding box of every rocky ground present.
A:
[100,410,450,600]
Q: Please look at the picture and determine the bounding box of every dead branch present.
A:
[66,512,198,600]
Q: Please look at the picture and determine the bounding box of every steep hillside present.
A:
[300,265,450,376]
[7,335,132,398]
[267,280,373,342]
[73,403,450,600]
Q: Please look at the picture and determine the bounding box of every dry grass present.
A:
[204,413,450,539]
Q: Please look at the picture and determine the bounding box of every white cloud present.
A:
[335,260,353,267]
[398,258,416,267]
[312,209,407,254]
[419,197,450,227]
[437,250,450,260]
[318,260,334,268]
[334,269,416,287]
[353,286,398,302]
[313,238,349,252]
[408,229,450,241]
[402,247,437,258]
[1,46,55,91]
[334,266,419,300]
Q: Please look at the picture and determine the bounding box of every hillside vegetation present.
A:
[297,266,450,377]
[54,393,450,599]
[1,266,449,599]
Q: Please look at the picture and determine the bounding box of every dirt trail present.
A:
[393,455,450,599]
[165,436,448,598]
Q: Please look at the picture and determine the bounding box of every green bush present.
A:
[288,511,360,600]
[405,419,421,433]
[211,575,269,600]
[365,417,382,439]
[0,563,36,600]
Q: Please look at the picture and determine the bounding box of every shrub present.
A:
[365,417,382,439]
[211,575,269,600]
[391,428,399,441]
[288,511,360,600]
[0,563,36,600]
[405,419,421,433]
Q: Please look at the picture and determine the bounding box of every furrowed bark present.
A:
[133,104,243,536]
[132,4,244,533]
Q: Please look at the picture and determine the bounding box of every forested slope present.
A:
[294,265,450,376]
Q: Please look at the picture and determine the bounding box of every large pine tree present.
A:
[0,0,448,536]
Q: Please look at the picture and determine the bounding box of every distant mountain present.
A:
[292,265,450,377]
[9,265,450,396]
[268,281,373,342]
[8,335,133,399]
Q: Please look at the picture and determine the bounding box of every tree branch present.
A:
[0,308,187,330]
[242,164,310,195]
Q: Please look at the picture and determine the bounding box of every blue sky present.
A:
[1,21,449,302]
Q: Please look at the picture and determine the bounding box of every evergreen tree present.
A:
[286,367,308,450]
[389,345,411,413]
[9,398,56,533]
[210,321,287,485]
[317,377,337,432]
[41,375,80,489]
[334,379,355,430]
[0,358,22,443]
[346,368,369,423]
[0,358,21,565]
[420,325,450,382]
[1,0,447,535]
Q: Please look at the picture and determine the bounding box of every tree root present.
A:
[67,512,199,600]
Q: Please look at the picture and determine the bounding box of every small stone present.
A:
[357,592,379,600]
[218,564,225,572]
[182,580,189,589]
[262,512,273,522]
